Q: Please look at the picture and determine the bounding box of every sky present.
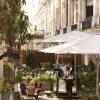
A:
[23,0,39,25]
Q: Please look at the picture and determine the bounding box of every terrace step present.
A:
[55,92,80,99]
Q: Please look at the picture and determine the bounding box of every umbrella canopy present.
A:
[63,35,100,54]
[42,31,92,43]
[40,32,100,97]
[39,34,100,54]
[40,39,83,53]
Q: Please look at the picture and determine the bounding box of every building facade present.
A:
[31,0,100,95]
[30,0,100,66]
[32,0,100,37]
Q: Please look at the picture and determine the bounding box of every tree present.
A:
[25,51,38,69]
[0,0,29,59]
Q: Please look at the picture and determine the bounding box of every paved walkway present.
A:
[10,92,14,100]
[10,79,76,100]
[22,95,71,100]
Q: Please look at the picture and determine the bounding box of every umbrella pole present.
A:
[55,54,59,94]
[74,54,77,92]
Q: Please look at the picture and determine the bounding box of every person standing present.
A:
[63,66,74,100]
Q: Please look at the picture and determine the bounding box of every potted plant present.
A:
[26,75,33,83]
[0,83,11,100]
[79,73,96,91]
[40,73,56,91]
[30,73,56,91]
[80,91,94,100]
[4,62,14,83]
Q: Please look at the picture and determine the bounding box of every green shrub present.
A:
[24,51,38,69]
[26,76,33,83]
[13,75,22,83]
[40,62,51,69]
[30,73,56,84]
[0,83,11,93]
[39,73,56,82]
[4,62,14,71]
[79,73,96,90]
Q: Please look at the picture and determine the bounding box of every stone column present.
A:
[58,0,61,29]
[71,0,74,25]
[68,0,71,25]
[67,0,71,32]
[59,0,61,29]
[84,54,89,65]
[62,0,67,28]
[99,0,100,16]
[98,0,100,25]
[53,0,55,36]
[83,0,88,67]
[61,0,67,29]
[61,0,63,29]
[44,3,48,37]
[82,0,86,21]
[74,0,77,24]
[66,0,68,25]
[78,0,82,30]
[92,0,99,27]
[96,0,99,25]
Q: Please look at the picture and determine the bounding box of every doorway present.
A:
[86,0,93,17]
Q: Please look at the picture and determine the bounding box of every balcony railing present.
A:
[71,24,77,31]
[55,16,100,35]
[55,29,60,35]
[32,34,44,39]
[82,16,92,30]
[63,27,67,33]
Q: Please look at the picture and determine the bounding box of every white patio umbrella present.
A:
[56,34,100,97]
[40,34,100,54]
[42,31,92,43]
[40,34,100,97]
[42,31,93,80]
[39,35,94,54]
[60,35,100,54]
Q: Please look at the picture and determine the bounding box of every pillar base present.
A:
[60,28,63,34]
[92,16,99,28]
[67,25,71,32]
[97,16,100,26]
[77,22,82,31]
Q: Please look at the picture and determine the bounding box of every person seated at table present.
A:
[26,82,45,100]
[20,79,27,95]
[36,82,44,95]
[35,82,45,96]
[26,83,36,96]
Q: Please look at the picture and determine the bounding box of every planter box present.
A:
[0,92,10,100]
[37,81,54,91]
